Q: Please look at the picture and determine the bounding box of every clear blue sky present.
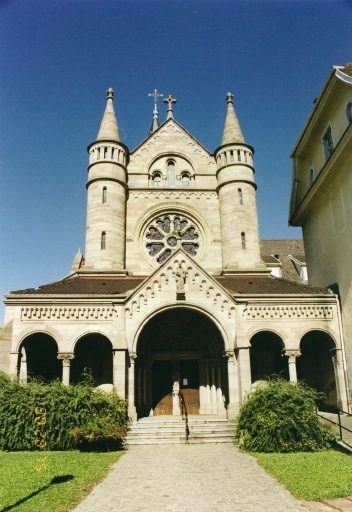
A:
[0,0,351,322]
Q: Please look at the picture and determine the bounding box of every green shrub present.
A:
[0,371,127,451]
[235,378,337,453]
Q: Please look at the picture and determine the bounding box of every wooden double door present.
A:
[152,359,200,415]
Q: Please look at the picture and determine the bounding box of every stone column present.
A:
[128,354,137,421]
[172,359,181,415]
[113,350,126,398]
[284,350,300,383]
[19,347,27,381]
[225,351,240,420]
[237,347,252,401]
[332,348,348,411]
[57,353,74,385]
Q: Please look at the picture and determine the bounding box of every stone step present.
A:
[125,415,235,445]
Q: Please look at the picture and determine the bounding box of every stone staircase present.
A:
[125,415,235,446]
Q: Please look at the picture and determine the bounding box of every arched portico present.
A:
[18,333,61,382]
[249,331,288,383]
[134,307,228,419]
[71,333,113,386]
[297,330,338,408]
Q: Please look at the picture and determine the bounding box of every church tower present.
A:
[215,93,263,271]
[84,88,129,271]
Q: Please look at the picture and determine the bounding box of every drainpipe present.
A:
[335,294,351,413]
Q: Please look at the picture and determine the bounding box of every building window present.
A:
[347,101,352,123]
[322,125,334,161]
[238,188,243,205]
[153,172,162,188]
[241,232,246,250]
[102,187,107,203]
[101,232,106,250]
[167,161,175,187]
[309,167,315,187]
[181,173,190,188]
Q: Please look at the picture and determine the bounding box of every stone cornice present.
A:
[20,306,117,321]
[243,304,333,320]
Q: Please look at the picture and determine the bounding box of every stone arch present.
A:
[130,302,233,354]
[297,329,337,408]
[18,332,61,382]
[14,325,63,353]
[249,330,288,383]
[133,305,229,419]
[71,333,113,386]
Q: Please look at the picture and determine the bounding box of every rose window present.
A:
[145,214,200,264]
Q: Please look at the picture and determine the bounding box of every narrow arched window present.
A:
[181,173,190,188]
[309,167,314,187]
[241,232,246,250]
[230,150,234,162]
[102,187,107,203]
[238,188,243,205]
[153,173,161,188]
[167,161,175,187]
[101,232,106,250]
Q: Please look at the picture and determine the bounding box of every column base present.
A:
[128,405,137,422]
[227,403,240,421]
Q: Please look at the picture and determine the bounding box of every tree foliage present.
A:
[0,372,127,451]
[235,378,337,453]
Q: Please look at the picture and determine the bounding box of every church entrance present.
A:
[135,308,227,419]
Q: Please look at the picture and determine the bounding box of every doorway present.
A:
[180,359,200,414]
[152,360,173,415]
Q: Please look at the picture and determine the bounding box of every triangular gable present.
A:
[124,249,236,330]
[130,118,213,161]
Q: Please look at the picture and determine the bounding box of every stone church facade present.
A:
[1,89,349,420]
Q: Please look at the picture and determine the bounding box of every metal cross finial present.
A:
[226,92,234,104]
[163,94,177,119]
[148,89,164,110]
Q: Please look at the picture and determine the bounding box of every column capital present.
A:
[284,350,301,359]
[57,353,75,365]
[129,353,137,364]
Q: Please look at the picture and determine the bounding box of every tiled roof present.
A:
[9,276,146,295]
[214,275,330,295]
[260,239,305,282]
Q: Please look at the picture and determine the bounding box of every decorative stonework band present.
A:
[21,307,115,321]
[244,305,333,320]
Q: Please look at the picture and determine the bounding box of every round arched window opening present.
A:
[144,213,201,264]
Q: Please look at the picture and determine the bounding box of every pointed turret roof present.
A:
[97,88,120,141]
[221,92,244,144]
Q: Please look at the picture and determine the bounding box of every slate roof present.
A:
[8,273,330,298]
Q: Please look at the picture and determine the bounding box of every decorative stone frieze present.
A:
[244,305,333,320]
[130,191,217,200]
[21,307,116,321]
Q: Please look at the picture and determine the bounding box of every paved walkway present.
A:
[72,444,308,512]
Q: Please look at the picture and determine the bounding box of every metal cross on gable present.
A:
[148,89,164,110]
[163,94,177,119]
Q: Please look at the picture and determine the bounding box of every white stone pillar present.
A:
[113,350,126,398]
[128,354,137,421]
[57,353,74,385]
[284,350,300,383]
[237,347,252,402]
[333,348,348,411]
[19,347,27,381]
[225,351,240,420]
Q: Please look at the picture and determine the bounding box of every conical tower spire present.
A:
[221,93,244,144]
[97,88,120,141]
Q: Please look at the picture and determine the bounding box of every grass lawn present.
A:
[252,450,352,501]
[0,450,124,512]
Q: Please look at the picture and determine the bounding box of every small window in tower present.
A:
[309,167,315,188]
[167,161,175,187]
[153,173,162,188]
[102,187,107,203]
[101,232,106,250]
[104,146,108,159]
[322,125,334,161]
[237,150,241,162]
[241,232,246,250]
[230,150,234,162]
[238,188,243,205]
[181,173,190,188]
